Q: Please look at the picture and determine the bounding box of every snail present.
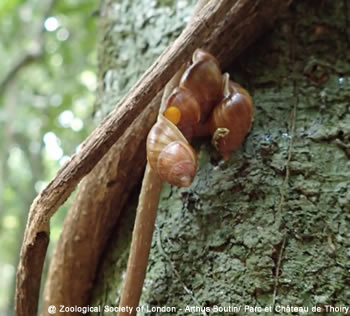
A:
[178,49,223,121]
[146,114,197,187]
[147,49,253,187]
[162,49,223,139]
[163,86,201,140]
[209,73,253,160]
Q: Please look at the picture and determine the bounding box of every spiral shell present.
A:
[210,74,253,160]
[179,49,223,120]
[163,87,201,140]
[192,48,220,67]
[147,115,197,187]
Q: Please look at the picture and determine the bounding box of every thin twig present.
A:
[117,44,188,316]
[272,236,287,307]
[273,23,298,307]
[275,103,297,225]
[275,82,298,226]
[117,164,163,316]
[156,225,207,316]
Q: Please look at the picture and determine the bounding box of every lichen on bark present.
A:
[95,0,195,119]
[92,0,350,315]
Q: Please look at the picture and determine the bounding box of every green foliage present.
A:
[0,0,97,313]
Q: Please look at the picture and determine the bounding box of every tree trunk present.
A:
[38,1,294,315]
[92,0,350,314]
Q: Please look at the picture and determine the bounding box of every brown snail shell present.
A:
[192,48,220,68]
[210,74,253,160]
[179,49,223,121]
[147,115,197,187]
[163,86,201,140]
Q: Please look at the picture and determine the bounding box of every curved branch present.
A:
[40,93,160,316]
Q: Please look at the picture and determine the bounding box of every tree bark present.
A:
[92,0,350,314]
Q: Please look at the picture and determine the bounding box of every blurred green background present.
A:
[0,0,97,314]
[0,0,196,313]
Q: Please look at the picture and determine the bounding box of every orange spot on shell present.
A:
[164,106,181,125]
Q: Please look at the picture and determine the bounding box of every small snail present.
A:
[179,49,223,121]
[162,49,223,139]
[147,49,253,187]
[163,87,201,140]
[147,114,197,187]
[210,74,253,160]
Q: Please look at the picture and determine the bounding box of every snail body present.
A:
[147,115,197,187]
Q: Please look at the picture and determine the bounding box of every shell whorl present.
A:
[210,75,253,159]
[179,49,223,121]
[163,86,201,140]
[146,115,197,187]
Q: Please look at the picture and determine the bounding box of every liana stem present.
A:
[116,3,209,311]
[117,5,210,314]
[117,30,190,316]
[117,164,162,316]
[116,69,187,315]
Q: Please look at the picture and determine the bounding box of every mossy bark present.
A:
[92,0,350,315]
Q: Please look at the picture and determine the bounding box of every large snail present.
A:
[146,49,253,187]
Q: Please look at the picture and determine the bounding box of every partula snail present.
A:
[210,73,253,160]
[147,114,197,187]
[146,49,253,187]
